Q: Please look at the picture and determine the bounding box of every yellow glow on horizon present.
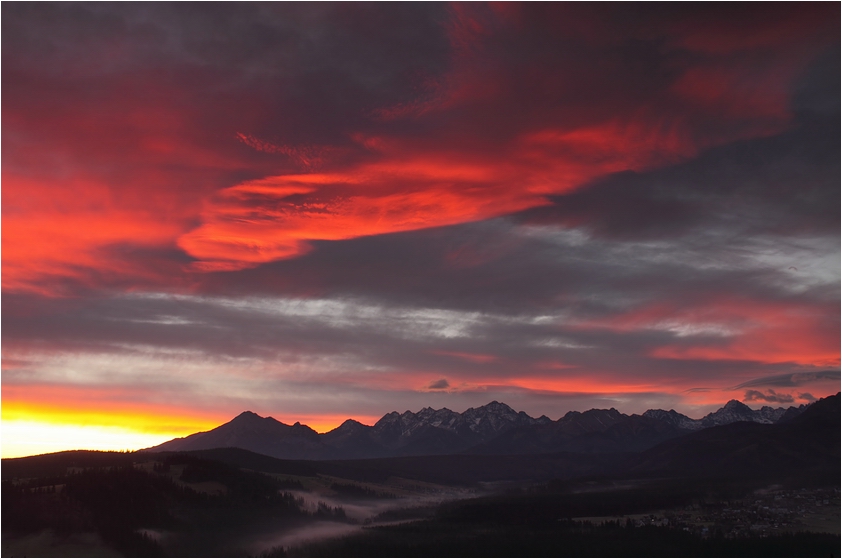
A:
[2,400,225,436]
[1,399,226,459]
[0,414,382,459]
[0,397,383,458]
[1,420,183,459]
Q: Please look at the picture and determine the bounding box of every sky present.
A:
[2,3,839,458]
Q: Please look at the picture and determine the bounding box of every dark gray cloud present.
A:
[521,75,840,243]
[743,389,795,404]
[427,379,451,391]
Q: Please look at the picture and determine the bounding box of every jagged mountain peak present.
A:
[643,409,678,417]
[322,419,349,434]
[367,401,541,444]
[564,407,625,419]
[722,399,751,411]
[462,401,517,415]
[145,398,815,461]
[323,418,371,441]
[642,408,701,431]
[581,408,622,417]
[230,410,282,426]
[224,411,321,435]
[479,400,515,412]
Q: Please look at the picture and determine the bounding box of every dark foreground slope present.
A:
[2,452,313,557]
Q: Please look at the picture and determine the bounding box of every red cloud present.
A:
[4,4,837,291]
[585,297,840,368]
[176,4,831,272]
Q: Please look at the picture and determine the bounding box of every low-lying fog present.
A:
[242,486,477,555]
[247,521,360,554]
[287,490,411,522]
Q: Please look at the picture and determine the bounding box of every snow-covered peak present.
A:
[642,401,804,430]
[370,398,806,444]
[372,401,540,440]
[722,400,752,412]
[699,400,797,427]
[642,409,703,431]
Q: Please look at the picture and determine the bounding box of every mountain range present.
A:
[146,399,807,461]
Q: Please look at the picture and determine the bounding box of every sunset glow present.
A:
[3,3,839,458]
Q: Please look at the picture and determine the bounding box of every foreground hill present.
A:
[146,399,806,460]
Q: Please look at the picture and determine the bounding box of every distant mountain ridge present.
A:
[643,399,807,430]
[631,393,840,483]
[145,399,808,461]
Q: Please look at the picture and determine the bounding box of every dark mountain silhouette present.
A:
[10,395,838,489]
[470,409,691,455]
[641,400,806,430]
[243,393,840,485]
[148,401,551,459]
[150,411,332,459]
[698,399,804,427]
[144,398,808,461]
[630,393,840,483]
[319,419,386,459]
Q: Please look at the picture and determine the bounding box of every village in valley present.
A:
[577,486,840,539]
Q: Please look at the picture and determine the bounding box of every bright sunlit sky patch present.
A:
[2,3,839,457]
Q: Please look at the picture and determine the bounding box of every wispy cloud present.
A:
[733,371,840,389]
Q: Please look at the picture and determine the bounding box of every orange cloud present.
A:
[2,174,192,295]
[177,163,551,271]
[177,115,716,271]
